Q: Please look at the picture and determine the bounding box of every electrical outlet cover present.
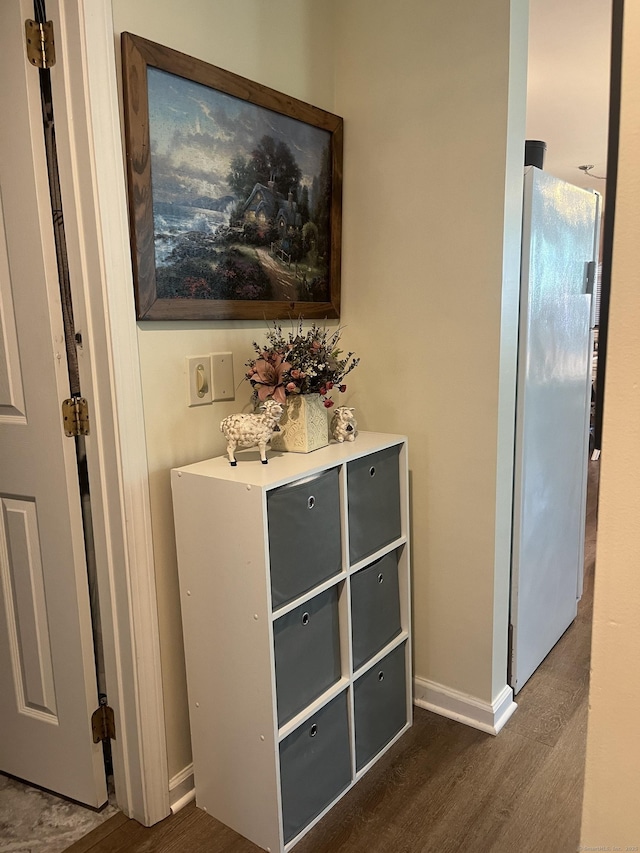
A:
[211,352,235,401]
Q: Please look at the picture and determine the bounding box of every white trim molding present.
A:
[50,0,170,825]
[169,764,196,815]
[413,678,517,736]
[80,0,170,825]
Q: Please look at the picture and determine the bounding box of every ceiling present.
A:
[526,0,612,199]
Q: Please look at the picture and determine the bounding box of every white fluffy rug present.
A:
[0,774,118,853]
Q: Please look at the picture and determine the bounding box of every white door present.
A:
[510,168,599,695]
[0,2,108,806]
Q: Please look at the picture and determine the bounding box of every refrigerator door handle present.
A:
[585,260,597,295]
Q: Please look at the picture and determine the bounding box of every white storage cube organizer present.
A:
[171,432,412,853]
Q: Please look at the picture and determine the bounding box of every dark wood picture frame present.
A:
[121,33,343,321]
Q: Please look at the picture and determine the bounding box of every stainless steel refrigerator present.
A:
[510,167,600,694]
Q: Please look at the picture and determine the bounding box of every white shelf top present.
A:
[172,431,407,489]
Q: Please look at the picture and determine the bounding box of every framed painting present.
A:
[121,33,343,321]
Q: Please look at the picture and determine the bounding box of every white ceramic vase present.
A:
[270,393,329,453]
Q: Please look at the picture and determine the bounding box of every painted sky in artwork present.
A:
[147,67,329,206]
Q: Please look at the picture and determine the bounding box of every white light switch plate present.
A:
[211,352,235,401]
[186,356,213,406]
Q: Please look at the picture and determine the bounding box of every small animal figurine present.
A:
[330,406,358,442]
[220,399,284,466]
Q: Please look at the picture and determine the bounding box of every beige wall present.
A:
[111,0,337,778]
[580,2,640,844]
[111,0,527,779]
[333,0,527,702]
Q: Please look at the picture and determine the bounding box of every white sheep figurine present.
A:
[330,406,358,442]
[220,399,284,466]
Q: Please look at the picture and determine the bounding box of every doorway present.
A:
[508,0,611,687]
[0,0,168,828]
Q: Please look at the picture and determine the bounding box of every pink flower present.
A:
[339,384,347,393]
[323,399,334,408]
[286,382,297,392]
[252,355,291,404]
[326,381,334,390]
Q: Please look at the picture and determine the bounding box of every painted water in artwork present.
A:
[147,67,332,303]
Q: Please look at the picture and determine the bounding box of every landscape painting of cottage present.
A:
[121,33,343,320]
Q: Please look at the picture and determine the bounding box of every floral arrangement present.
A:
[246,321,359,408]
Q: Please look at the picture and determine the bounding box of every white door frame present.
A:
[48,0,169,825]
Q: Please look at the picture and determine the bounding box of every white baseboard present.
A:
[413,678,517,735]
[169,764,195,814]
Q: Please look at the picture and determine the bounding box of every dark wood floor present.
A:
[68,462,599,853]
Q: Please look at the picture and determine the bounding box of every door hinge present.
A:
[91,698,116,743]
[62,396,90,437]
[25,19,56,69]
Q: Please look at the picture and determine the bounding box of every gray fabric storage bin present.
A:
[279,691,351,844]
[268,468,342,608]
[347,446,401,564]
[351,551,401,671]
[354,642,407,771]
[274,586,341,727]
